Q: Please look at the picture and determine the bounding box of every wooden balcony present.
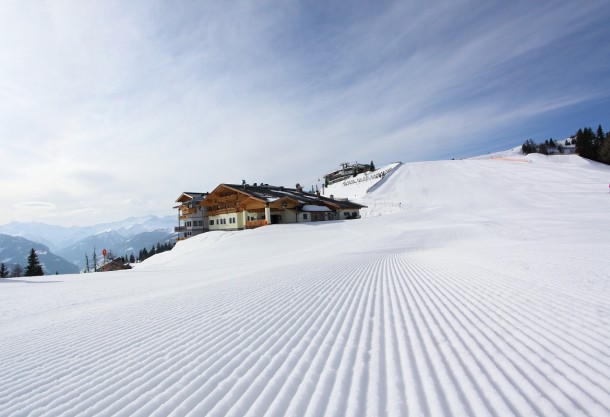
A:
[207,208,239,216]
[246,220,267,229]
[180,207,198,216]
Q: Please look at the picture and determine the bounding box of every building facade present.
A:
[174,192,209,240]
[200,183,365,231]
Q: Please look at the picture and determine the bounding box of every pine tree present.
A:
[596,125,604,142]
[599,132,610,164]
[25,248,44,276]
[575,127,595,160]
[92,246,98,272]
[85,254,91,273]
[370,160,375,171]
[129,253,135,263]
[521,139,538,154]
[0,263,8,278]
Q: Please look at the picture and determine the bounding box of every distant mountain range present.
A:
[0,234,80,275]
[0,215,178,274]
[0,215,176,250]
[57,229,176,269]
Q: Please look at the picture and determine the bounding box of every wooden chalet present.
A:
[199,183,366,231]
[174,192,208,240]
[100,258,132,272]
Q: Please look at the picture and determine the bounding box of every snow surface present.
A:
[321,162,401,200]
[1,154,610,417]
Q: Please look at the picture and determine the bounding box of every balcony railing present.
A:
[174,226,187,232]
[246,220,267,229]
[207,208,239,216]
[180,207,198,215]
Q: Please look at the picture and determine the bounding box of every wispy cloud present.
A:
[1,0,609,225]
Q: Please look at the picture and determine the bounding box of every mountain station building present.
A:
[174,183,365,236]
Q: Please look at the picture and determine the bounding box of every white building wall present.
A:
[282,210,297,223]
[180,206,208,238]
[208,213,240,231]
[338,209,361,219]
[299,212,312,222]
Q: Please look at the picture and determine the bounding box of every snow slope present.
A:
[1,155,609,417]
[321,162,401,200]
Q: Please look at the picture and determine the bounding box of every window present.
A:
[303,213,308,220]
[210,220,215,225]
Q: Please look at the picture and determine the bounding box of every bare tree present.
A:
[11,264,23,278]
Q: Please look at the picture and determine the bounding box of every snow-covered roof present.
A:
[223,184,366,210]
[301,205,332,212]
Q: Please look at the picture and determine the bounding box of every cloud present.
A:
[13,202,56,210]
[0,0,609,226]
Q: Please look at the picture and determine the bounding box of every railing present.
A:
[174,226,187,232]
[207,208,239,216]
[246,220,267,229]
[180,207,198,215]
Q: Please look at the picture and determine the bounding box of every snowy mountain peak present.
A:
[0,214,176,250]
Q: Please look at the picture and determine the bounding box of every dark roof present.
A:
[176,192,208,203]
[223,184,366,210]
[101,258,132,272]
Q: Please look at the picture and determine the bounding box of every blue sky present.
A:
[1,0,609,226]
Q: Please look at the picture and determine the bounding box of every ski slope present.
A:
[321,162,401,200]
[1,155,610,417]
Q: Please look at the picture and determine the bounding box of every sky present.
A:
[1,0,609,227]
